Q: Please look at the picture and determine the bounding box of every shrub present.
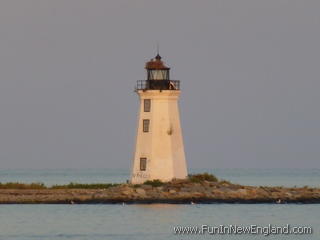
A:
[188,173,218,183]
[219,180,231,184]
[0,182,120,189]
[0,182,46,189]
[143,179,164,187]
[51,183,119,189]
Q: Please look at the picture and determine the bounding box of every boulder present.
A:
[135,188,146,196]
[236,189,248,195]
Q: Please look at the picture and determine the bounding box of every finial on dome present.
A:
[155,54,161,60]
[155,42,162,60]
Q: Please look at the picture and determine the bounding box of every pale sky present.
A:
[0,0,319,169]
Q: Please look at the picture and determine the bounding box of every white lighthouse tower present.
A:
[131,54,188,184]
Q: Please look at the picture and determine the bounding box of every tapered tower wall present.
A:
[131,90,187,184]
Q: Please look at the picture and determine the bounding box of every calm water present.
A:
[0,168,319,187]
[0,204,319,240]
[0,169,319,240]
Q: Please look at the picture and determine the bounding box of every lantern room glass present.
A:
[148,69,169,81]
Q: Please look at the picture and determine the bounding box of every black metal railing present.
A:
[135,80,180,91]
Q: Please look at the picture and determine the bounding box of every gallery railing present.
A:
[135,80,180,91]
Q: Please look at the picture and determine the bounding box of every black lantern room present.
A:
[136,54,180,91]
[146,54,170,81]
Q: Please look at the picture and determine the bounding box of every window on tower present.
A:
[140,158,147,171]
[143,119,150,132]
[144,99,151,112]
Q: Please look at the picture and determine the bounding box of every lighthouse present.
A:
[131,54,188,184]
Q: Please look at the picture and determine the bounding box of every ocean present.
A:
[0,168,319,187]
[0,168,319,240]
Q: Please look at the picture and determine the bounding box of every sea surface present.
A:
[0,168,319,240]
[0,168,319,187]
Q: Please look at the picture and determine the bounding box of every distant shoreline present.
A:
[0,174,319,204]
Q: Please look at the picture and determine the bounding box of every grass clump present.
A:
[188,173,218,183]
[0,182,46,189]
[0,182,120,189]
[143,179,164,187]
[51,183,119,189]
[220,180,231,184]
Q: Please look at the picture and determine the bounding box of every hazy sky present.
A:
[0,0,319,169]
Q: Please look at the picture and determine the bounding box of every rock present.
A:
[180,187,191,192]
[1,179,320,204]
[236,189,248,195]
[122,190,133,196]
[156,187,164,191]
[141,185,153,190]
[285,192,293,197]
[177,192,190,197]
[193,192,204,197]
[190,185,206,192]
[135,188,146,196]
[218,187,232,193]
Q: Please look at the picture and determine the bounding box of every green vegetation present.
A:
[51,183,119,189]
[0,182,119,189]
[0,182,46,189]
[219,180,231,184]
[188,173,218,183]
[0,173,222,189]
[143,179,165,187]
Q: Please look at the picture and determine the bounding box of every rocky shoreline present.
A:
[0,179,319,204]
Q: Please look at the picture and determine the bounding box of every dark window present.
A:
[143,119,150,132]
[144,99,151,112]
[140,158,147,171]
